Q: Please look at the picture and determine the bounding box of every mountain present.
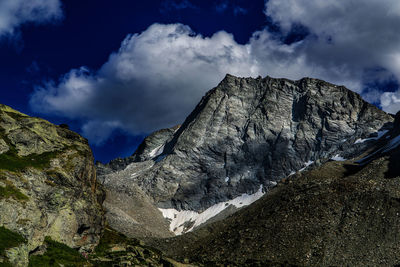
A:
[0,104,104,266]
[98,74,393,236]
[156,111,400,266]
[1,74,397,266]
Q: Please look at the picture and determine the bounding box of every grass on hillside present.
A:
[28,237,87,267]
[0,126,64,172]
[0,183,29,202]
[0,226,26,267]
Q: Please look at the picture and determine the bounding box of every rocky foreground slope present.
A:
[157,111,400,266]
[0,104,186,267]
[0,104,104,266]
[98,74,393,236]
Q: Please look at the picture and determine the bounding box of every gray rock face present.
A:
[131,125,180,162]
[100,75,393,214]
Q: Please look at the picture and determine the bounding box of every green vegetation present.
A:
[90,227,174,266]
[0,149,59,172]
[0,226,26,267]
[94,227,138,255]
[0,183,29,201]
[0,110,88,173]
[27,229,177,267]
[0,128,61,172]
[3,111,28,121]
[28,237,88,267]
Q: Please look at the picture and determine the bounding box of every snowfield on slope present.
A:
[354,130,389,144]
[159,185,265,235]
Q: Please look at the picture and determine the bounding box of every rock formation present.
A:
[0,104,104,266]
[98,74,393,236]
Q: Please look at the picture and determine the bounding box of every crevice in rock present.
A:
[77,225,90,235]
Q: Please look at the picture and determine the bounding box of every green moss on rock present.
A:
[27,229,181,267]
[0,150,59,172]
[28,237,88,267]
[0,226,26,266]
[91,227,175,266]
[0,127,61,172]
[0,184,28,202]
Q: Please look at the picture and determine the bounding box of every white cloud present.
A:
[381,92,400,114]
[31,1,400,144]
[30,24,261,143]
[0,0,63,38]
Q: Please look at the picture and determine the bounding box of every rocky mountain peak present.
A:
[98,74,393,236]
[157,104,400,267]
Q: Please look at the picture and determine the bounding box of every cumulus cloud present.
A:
[0,0,62,38]
[30,24,261,143]
[381,92,400,114]
[31,0,400,144]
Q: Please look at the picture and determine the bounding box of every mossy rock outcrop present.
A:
[0,104,105,266]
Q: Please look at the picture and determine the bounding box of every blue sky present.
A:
[1,0,400,162]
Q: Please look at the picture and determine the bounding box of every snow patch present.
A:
[354,138,370,144]
[299,160,314,172]
[354,130,389,144]
[331,154,346,161]
[148,144,165,158]
[159,185,265,235]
